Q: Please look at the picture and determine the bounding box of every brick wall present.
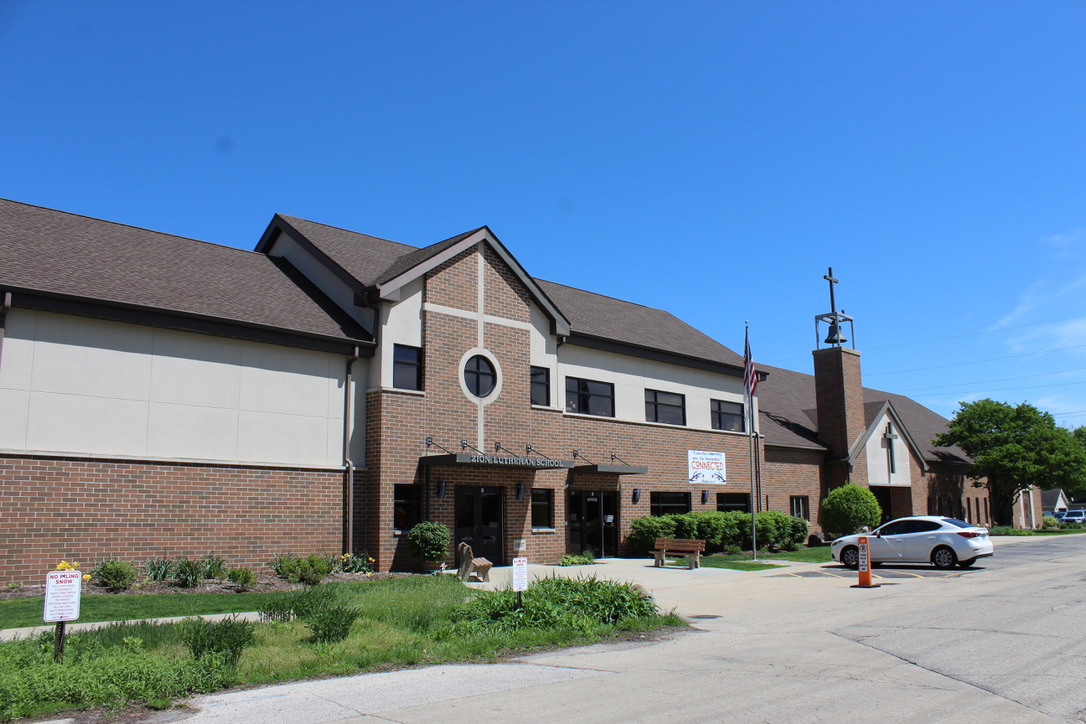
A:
[357,240,798,570]
[0,454,344,584]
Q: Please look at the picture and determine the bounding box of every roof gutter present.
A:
[343,345,361,556]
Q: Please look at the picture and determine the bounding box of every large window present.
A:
[531,488,554,529]
[650,492,691,516]
[645,389,686,426]
[393,345,423,391]
[717,493,751,513]
[565,377,614,417]
[711,400,744,432]
[464,355,496,397]
[393,484,421,531]
[530,366,550,406]
[790,495,810,520]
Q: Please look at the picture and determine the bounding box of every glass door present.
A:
[454,486,504,565]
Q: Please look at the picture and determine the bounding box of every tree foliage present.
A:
[935,399,1086,525]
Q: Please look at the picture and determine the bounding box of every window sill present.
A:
[531,527,557,534]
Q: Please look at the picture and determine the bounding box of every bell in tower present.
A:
[814,267,855,349]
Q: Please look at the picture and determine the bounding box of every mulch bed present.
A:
[0,571,417,601]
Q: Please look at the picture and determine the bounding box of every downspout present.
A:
[0,291,10,373]
[344,345,361,554]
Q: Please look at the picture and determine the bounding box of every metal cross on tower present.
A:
[814,266,856,349]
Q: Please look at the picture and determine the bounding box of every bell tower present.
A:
[812,268,867,487]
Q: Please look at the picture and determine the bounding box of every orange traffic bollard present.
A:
[852,535,880,588]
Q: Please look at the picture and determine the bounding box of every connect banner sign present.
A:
[688,450,727,485]
[43,570,82,622]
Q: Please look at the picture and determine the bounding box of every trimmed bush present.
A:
[627,515,677,553]
[90,559,138,591]
[407,521,452,562]
[821,483,882,539]
[628,510,810,552]
[1041,514,1061,530]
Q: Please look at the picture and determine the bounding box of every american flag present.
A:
[743,328,758,398]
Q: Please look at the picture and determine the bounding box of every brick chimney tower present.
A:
[813,269,867,488]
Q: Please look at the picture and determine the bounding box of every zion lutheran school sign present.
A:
[688,450,726,484]
[419,453,574,469]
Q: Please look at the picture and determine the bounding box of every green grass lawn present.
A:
[0,591,287,630]
[669,545,833,570]
[0,576,684,721]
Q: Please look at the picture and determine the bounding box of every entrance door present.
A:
[454,486,504,565]
[872,487,894,524]
[568,490,618,558]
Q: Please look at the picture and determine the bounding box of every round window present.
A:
[464,355,497,397]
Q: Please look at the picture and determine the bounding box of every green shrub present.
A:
[198,555,227,580]
[407,521,451,562]
[989,525,1032,536]
[558,551,596,566]
[451,576,657,632]
[180,616,255,668]
[335,551,376,574]
[144,556,174,582]
[171,557,204,587]
[90,559,138,591]
[303,605,362,644]
[627,515,677,553]
[258,584,339,623]
[277,555,334,585]
[1040,515,1061,530]
[226,567,256,589]
[821,483,882,539]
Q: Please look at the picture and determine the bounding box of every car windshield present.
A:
[941,518,974,528]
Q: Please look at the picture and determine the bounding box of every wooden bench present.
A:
[652,538,706,569]
[456,542,493,582]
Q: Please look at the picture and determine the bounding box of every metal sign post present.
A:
[512,556,528,609]
[44,569,82,660]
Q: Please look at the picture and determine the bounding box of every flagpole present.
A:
[744,323,758,562]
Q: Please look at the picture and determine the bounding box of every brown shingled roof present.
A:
[0,199,371,346]
[535,279,745,369]
[756,363,969,463]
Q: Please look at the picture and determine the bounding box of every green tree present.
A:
[935,399,1086,525]
[820,483,882,539]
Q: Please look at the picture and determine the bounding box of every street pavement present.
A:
[33,535,1086,724]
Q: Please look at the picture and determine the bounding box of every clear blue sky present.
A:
[3,2,1085,425]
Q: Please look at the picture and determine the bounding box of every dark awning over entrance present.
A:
[419,453,574,470]
[573,464,648,475]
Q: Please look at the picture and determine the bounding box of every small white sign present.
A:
[858,537,870,573]
[44,570,82,622]
[688,450,727,484]
[512,556,529,592]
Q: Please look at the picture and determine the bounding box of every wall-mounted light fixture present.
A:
[436,481,447,499]
[632,488,641,504]
[701,490,710,505]
[517,483,526,500]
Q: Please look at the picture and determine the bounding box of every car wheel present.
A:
[931,546,958,569]
[840,546,859,569]
[958,558,976,568]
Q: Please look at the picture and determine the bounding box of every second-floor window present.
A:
[530,366,550,406]
[645,389,685,425]
[393,345,423,391]
[565,377,614,417]
[711,399,744,432]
